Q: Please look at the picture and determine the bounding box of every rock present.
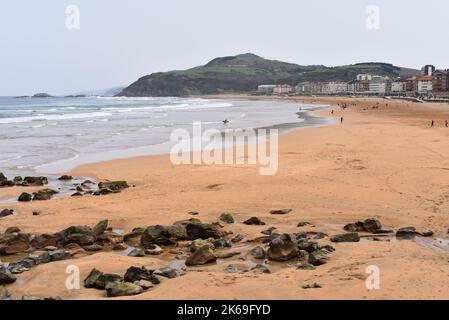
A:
[270,209,292,215]
[185,245,217,266]
[93,189,114,196]
[71,192,83,197]
[0,173,6,181]
[56,225,95,240]
[0,267,16,285]
[23,176,48,186]
[58,175,73,181]
[312,232,327,240]
[141,224,186,247]
[18,192,32,202]
[212,238,232,249]
[243,217,265,226]
[226,264,238,273]
[128,248,145,257]
[215,251,240,259]
[28,251,51,264]
[44,246,58,251]
[297,221,312,227]
[231,234,244,243]
[249,246,266,259]
[219,213,235,224]
[76,186,84,192]
[84,268,103,288]
[32,188,58,201]
[0,180,14,187]
[98,181,129,191]
[32,210,41,216]
[13,176,23,183]
[145,244,163,255]
[0,233,30,254]
[418,230,434,237]
[154,267,182,279]
[124,229,145,246]
[344,219,382,233]
[261,227,276,236]
[30,234,59,249]
[297,263,316,270]
[5,227,20,234]
[64,233,95,246]
[185,221,222,240]
[0,286,12,300]
[252,264,271,274]
[302,283,321,289]
[83,244,104,252]
[106,281,143,297]
[396,227,417,240]
[124,266,158,284]
[330,233,360,243]
[267,234,298,262]
[133,280,154,290]
[0,209,14,218]
[49,250,72,261]
[308,250,329,266]
[362,219,382,233]
[93,220,108,236]
[191,238,215,252]
[188,211,199,216]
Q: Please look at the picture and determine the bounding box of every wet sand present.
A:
[2,95,449,300]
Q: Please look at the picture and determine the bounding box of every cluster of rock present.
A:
[84,266,183,297]
[0,174,48,188]
[0,285,61,300]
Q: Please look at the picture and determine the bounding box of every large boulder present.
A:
[83,268,123,289]
[32,189,58,201]
[98,181,129,191]
[141,224,186,247]
[106,281,143,297]
[344,218,383,233]
[18,192,32,202]
[185,245,217,266]
[185,221,222,240]
[0,233,31,255]
[23,176,48,186]
[124,266,158,284]
[267,234,298,262]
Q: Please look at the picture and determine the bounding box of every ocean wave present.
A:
[0,112,112,124]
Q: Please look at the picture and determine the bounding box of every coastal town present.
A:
[257,65,449,100]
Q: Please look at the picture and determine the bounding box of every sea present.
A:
[0,96,330,176]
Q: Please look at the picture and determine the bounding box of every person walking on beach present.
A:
[445,120,448,128]
[341,117,344,124]
[331,110,334,115]
[431,120,434,127]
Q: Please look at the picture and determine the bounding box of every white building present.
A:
[417,76,433,94]
[357,74,373,81]
[391,81,406,93]
[273,84,293,94]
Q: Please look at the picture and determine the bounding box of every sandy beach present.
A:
[2,95,449,300]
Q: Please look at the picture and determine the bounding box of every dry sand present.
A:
[2,95,449,300]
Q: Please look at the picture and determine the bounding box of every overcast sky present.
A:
[0,0,448,96]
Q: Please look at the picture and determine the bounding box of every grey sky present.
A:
[0,0,447,96]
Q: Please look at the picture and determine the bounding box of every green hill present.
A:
[118,53,420,97]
